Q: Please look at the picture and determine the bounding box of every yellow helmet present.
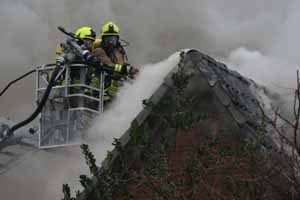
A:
[101,21,120,37]
[75,26,96,41]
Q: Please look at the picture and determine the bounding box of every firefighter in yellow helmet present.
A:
[56,26,96,94]
[92,21,139,102]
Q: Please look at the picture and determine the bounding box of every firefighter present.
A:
[56,26,96,93]
[92,21,139,102]
[56,26,96,61]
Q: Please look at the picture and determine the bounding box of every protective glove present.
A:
[125,64,139,79]
[82,50,94,62]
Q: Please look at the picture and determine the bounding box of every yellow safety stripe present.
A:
[114,64,122,72]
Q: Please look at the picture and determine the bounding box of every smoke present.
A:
[1,0,300,199]
[111,0,289,60]
[0,0,298,120]
[0,0,51,120]
[224,48,298,93]
[270,0,300,63]
[88,52,180,159]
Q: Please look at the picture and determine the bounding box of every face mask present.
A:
[103,36,118,48]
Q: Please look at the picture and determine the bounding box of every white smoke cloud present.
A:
[1,0,300,199]
[270,0,300,63]
[88,52,180,162]
[224,47,298,93]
